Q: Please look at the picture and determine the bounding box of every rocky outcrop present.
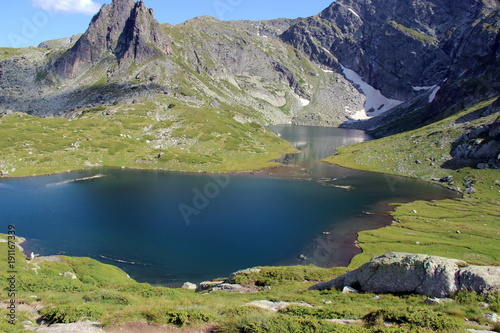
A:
[195,281,255,294]
[245,300,313,312]
[52,0,170,79]
[310,252,500,298]
[182,282,197,290]
[448,115,500,169]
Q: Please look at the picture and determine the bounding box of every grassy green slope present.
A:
[0,47,48,61]
[3,237,498,332]
[0,97,296,177]
[324,97,500,268]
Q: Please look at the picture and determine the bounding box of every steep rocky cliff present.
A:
[281,0,500,132]
[281,0,500,100]
[52,0,171,79]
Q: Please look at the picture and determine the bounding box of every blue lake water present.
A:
[0,126,455,285]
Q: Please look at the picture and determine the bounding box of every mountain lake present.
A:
[0,125,456,285]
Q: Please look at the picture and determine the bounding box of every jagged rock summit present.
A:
[53,0,171,79]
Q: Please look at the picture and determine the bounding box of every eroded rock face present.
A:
[460,266,500,295]
[450,115,500,169]
[52,0,170,79]
[310,252,500,297]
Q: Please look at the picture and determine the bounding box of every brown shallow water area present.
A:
[293,204,396,268]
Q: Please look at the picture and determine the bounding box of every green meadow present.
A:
[0,93,499,332]
[0,97,295,177]
[2,237,499,332]
[324,97,500,268]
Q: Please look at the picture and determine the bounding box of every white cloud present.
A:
[32,0,102,15]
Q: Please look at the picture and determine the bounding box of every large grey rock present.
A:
[181,282,197,290]
[195,281,224,293]
[484,313,498,323]
[211,283,253,293]
[310,252,500,298]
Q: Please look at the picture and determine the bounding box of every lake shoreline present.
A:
[0,125,462,284]
[6,164,458,285]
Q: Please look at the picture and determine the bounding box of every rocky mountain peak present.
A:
[52,0,170,79]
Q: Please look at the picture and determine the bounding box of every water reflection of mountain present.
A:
[268,125,371,167]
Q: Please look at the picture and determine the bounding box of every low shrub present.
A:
[17,275,84,293]
[280,305,358,320]
[40,304,106,324]
[487,292,500,312]
[115,283,179,298]
[452,291,481,305]
[363,307,463,332]
[231,266,346,286]
[219,306,267,318]
[83,290,131,305]
[142,308,212,327]
[0,309,28,333]
[221,313,368,333]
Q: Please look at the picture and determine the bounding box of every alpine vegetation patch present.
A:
[178,174,231,226]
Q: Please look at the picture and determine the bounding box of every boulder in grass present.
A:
[310,252,500,298]
[182,282,197,290]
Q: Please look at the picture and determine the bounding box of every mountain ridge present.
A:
[0,0,498,169]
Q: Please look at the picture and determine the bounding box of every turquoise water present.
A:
[0,126,455,285]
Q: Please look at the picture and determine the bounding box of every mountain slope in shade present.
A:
[280,0,500,134]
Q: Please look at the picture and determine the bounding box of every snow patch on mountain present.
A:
[347,8,361,20]
[340,64,403,120]
[428,86,441,103]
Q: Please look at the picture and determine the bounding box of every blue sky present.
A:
[1,0,334,48]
